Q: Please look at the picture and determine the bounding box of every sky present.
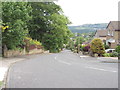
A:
[56,0,119,26]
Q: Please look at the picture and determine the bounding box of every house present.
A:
[94,30,107,43]
[106,21,120,49]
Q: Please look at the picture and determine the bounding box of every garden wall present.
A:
[3,48,26,58]
[3,48,45,58]
[27,48,44,55]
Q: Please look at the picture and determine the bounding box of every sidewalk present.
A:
[75,52,119,63]
[0,56,27,89]
[97,57,118,63]
[0,52,49,88]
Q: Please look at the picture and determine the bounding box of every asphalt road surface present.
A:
[6,50,118,88]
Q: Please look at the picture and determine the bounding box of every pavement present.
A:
[0,55,28,88]
[4,50,118,88]
[0,53,48,89]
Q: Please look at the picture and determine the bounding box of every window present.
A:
[108,29,110,36]
[111,31,114,36]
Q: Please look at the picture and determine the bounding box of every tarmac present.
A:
[0,54,118,89]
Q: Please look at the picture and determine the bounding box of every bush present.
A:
[73,50,77,53]
[103,52,118,57]
[49,49,60,53]
[110,52,118,57]
[24,37,43,52]
[82,44,90,52]
[90,38,105,56]
[116,45,120,53]
[30,40,42,46]
[104,44,110,49]
[115,45,120,59]
[103,53,111,57]
[25,37,42,46]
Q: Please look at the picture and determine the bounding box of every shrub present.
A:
[103,52,118,57]
[82,44,90,52]
[116,45,120,59]
[24,37,42,52]
[110,52,118,57]
[104,44,110,49]
[30,40,42,46]
[116,45,120,53]
[24,37,42,46]
[103,53,111,57]
[90,38,105,56]
[49,48,60,53]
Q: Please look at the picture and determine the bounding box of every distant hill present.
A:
[68,23,108,33]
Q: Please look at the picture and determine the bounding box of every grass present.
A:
[0,81,3,87]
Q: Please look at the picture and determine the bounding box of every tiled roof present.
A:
[107,21,120,30]
[95,30,107,37]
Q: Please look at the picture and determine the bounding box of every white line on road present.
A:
[57,60,72,65]
[54,55,72,65]
[55,57,57,59]
[86,66,117,73]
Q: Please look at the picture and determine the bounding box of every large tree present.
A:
[28,2,72,52]
[2,2,32,49]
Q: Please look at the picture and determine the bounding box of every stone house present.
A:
[106,21,120,49]
[94,30,107,43]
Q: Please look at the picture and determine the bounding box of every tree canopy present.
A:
[2,2,72,53]
[2,2,32,49]
[28,2,72,52]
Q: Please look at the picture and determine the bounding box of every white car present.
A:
[105,49,115,53]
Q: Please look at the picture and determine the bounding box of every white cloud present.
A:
[56,0,119,25]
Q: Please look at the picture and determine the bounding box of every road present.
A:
[6,50,118,88]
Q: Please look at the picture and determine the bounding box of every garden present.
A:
[66,37,120,58]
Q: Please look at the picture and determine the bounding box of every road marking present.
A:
[86,66,117,73]
[58,60,72,65]
[54,55,71,65]
[54,54,59,60]
[55,57,57,59]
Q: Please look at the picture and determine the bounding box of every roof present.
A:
[95,30,107,37]
[107,21,120,31]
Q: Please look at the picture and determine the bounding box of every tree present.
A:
[115,45,120,59]
[66,39,74,51]
[2,2,32,49]
[28,2,72,52]
[90,38,105,56]
[75,36,85,46]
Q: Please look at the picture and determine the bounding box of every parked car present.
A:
[105,49,115,53]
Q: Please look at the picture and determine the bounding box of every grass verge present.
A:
[0,81,3,87]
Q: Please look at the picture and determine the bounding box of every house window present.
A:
[108,29,110,36]
[111,31,114,36]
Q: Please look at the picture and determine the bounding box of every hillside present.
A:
[68,23,108,33]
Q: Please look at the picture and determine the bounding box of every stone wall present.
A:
[27,49,44,55]
[3,48,26,58]
[3,48,45,58]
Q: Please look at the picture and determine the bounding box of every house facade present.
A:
[106,21,120,49]
[94,30,107,43]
